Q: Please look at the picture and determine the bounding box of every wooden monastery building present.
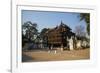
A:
[43,21,76,50]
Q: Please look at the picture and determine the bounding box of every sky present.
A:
[22,10,87,32]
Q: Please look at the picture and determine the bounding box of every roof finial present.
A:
[61,20,64,26]
[61,20,63,24]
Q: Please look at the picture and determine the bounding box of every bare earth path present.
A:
[22,48,90,62]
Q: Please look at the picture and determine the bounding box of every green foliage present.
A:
[40,28,49,37]
[79,13,90,35]
[22,21,38,42]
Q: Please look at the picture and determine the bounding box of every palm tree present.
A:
[79,13,90,35]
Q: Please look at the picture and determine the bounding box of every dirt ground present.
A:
[22,48,90,62]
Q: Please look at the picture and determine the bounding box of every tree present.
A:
[22,21,38,42]
[79,13,90,35]
[40,28,49,38]
[74,25,86,38]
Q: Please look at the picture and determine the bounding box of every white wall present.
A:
[0,0,99,73]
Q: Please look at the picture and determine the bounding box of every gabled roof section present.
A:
[44,21,72,34]
[59,21,71,30]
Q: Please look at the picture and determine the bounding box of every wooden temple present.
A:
[43,21,75,50]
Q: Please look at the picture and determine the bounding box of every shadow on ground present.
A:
[22,53,34,62]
